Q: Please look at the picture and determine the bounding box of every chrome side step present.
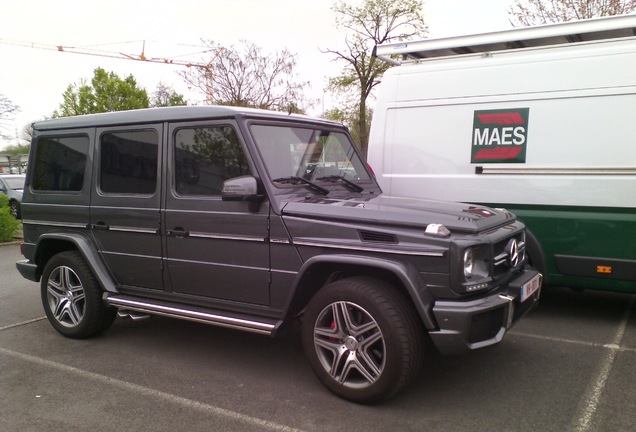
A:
[105,294,278,336]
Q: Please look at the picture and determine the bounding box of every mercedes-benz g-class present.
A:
[17,106,541,403]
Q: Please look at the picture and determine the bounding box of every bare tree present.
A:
[0,94,20,142]
[151,82,187,107]
[509,0,636,26]
[324,0,427,156]
[179,41,308,113]
[21,123,34,146]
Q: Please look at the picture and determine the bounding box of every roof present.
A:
[33,105,339,131]
[374,13,636,64]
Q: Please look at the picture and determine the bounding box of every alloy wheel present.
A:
[312,301,385,389]
[46,265,86,328]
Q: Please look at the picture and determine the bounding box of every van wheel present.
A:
[9,200,20,219]
[41,251,116,339]
[302,277,424,404]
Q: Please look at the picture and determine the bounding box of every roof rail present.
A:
[374,14,636,65]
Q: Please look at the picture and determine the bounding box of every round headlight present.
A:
[464,248,474,279]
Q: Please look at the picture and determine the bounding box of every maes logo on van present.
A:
[471,108,529,163]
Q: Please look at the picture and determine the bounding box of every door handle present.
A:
[90,222,110,231]
[167,227,189,238]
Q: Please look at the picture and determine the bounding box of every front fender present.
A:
[286,254,436,329]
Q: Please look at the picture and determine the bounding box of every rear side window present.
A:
[100,130,159,194]
[32,135,88,191]
[174,126,250,196]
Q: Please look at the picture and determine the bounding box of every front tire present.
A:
[302,277,425,403]
[41,251,116,339]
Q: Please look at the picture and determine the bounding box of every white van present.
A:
[368,14,636,293]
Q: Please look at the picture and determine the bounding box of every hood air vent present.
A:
[358,230,398,244]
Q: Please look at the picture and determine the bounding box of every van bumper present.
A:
[16,260,39,282]
[429,270,542,355]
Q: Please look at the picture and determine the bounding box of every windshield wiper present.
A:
[316,175,364,193]
[272,176,329,195]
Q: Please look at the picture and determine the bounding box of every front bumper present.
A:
[429,269,542,355]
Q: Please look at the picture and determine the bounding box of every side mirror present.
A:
[222,176,265,211]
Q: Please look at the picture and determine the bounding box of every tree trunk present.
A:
[358,93,369,158]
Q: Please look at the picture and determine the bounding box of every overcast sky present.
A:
[0,0,513,149]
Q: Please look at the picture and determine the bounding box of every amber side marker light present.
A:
[597,265,612,274]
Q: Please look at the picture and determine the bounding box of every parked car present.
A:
[0,174,25,219]
[16,106,541,403]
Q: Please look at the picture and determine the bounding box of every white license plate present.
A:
[520,273,542,302]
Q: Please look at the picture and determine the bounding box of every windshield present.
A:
[3,177,25,190]
[250,124,371,185]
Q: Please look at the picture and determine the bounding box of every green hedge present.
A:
[0,194,19,242]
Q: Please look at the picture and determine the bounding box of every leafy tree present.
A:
[325,0,427,156]
[54,68,150,117]
[1,143,30,156]
[151,82,187,107]
[509,0,636,26]
[179,40,308,113]
[323,106,373,147]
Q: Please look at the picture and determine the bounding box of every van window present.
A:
[100,130,158,195]
[174,126,250,196]
[32,135,88,191]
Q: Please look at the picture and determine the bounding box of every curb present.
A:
[0,240,21,247]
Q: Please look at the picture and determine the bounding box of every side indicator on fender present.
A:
[597,265,612,274]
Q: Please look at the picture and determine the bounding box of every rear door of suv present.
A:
[90,125,164,290]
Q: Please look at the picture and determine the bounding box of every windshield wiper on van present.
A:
[316,175,364,193]
[272,176,329,195]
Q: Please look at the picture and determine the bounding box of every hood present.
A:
[281,194,516,234]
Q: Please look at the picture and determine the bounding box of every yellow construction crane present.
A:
[0,38,213,68]
[0,38,222,103]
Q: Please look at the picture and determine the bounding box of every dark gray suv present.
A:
[16,106,541,403]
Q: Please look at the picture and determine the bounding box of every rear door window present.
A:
[99,130,159,195]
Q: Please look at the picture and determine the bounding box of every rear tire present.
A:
[302,276,425,403]
[41,251,116,339]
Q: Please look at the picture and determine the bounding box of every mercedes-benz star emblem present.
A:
[506,239,521,268]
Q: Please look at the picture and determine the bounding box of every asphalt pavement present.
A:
[1,242,635,432]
